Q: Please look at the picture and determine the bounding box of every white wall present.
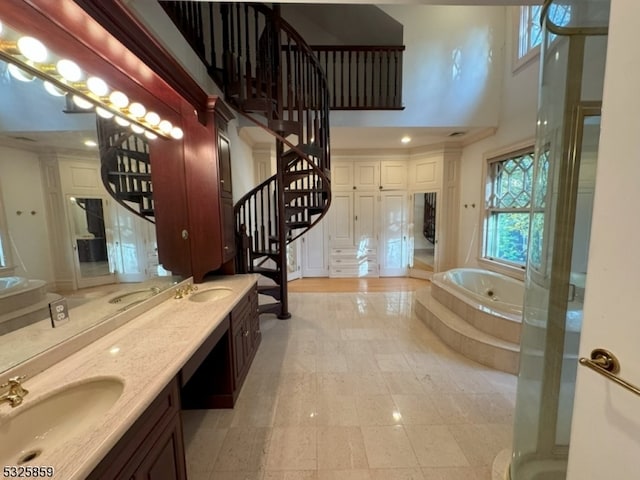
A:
[331,5,505,129]
[0,146,54,282]
[456,7,540,268]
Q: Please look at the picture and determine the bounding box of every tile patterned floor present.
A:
[182,290,516,480]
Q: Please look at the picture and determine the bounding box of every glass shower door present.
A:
[510,0,608,475]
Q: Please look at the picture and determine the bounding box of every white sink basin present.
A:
[188,287,233,303]
[0,377,124,465]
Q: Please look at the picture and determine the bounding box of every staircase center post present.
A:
[275,138,291,319]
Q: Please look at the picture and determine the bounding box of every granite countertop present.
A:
[0,274,259,480]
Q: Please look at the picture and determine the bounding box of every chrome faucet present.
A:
[0,375,29,408]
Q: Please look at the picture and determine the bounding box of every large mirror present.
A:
[411,191,438,273]
[0,58,179,374]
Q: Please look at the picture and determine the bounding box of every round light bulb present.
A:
[86,76,109,97]
[144,131,158,140]
[131,124,144,134]
[109,91,129,109]
[401,136,411,144]
[115,116,130,127]
[17,36,48,63]
[128,102,146,118]
[158,120,172,134]
[96,106,114,119]
[72,95,93,110]
[8,64,35,82]
[56,59,82,82]
[170,127,184,140]
[144,111,160,126]
[43,81,65,97]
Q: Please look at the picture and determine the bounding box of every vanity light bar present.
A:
[0,21,183,141]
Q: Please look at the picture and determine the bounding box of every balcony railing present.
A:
[311,45,405,110]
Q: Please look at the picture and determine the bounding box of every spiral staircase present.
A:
[160,2,331,318]
[96,117,155,225]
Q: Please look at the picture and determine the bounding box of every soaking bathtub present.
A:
[430,268,523,343]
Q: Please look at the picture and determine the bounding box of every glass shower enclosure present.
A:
[510,1,610,479]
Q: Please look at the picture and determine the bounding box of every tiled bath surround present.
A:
[182,290,516,480]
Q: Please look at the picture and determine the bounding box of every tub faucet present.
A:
[0,375,28,408]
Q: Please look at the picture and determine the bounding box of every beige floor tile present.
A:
[375,353,412,372]
[317,427,368,470]
[355,394,402,426]
[184,426,227,474]
[361,426,419,468]
[317,353,349,372]
[382,372,428,395]
[267,427,317,470]
[369,468,425,480]
[186,290,516,478]
[231,395,278,427]
[404,425,469,468]
[182,408,233,432]
[317,469,372,480]
[273,393,318,426]
[242,373,285,397]
[278,372,318,396]
[392,395,444,425]
[210,472,264,480]
[315,394,359,426]
[264,471,318,480]
[318,372,357,396]
[428,393,484,425]
[448,424,512,467]
[213,427,271,472]
[346,352,381,372]
[352,372,390,395]
[420,466,491,480]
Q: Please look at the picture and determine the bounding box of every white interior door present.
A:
[379,191,407,277]
[567,4,640,477]
[109,200,150,283]
[354,192,377,250]
[329,192,354,247]
[66,195,115,288]
[287,238,302,281]
[302,217,328,277]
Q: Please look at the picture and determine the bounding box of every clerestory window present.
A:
[483,147,535,269]
[516,4,571,69]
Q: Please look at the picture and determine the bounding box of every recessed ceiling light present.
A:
[401,136,411,144]
[84,140,97,147]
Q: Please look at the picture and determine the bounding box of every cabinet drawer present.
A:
[330,256,364,266]
[331,247,358,256]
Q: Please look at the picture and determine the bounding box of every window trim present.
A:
[478,139,535,281]
[512,5,541,73]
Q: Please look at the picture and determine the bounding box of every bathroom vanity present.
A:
[0,274,260,480]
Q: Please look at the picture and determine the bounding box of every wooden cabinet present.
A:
[180,282,260,409]
[231,283,260,387]
[380,160,408,190]
[88,377,186,480]
[332,160,406,191]
[217,116,236,265]
[328,191,378,277]
[150,97,235,282]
